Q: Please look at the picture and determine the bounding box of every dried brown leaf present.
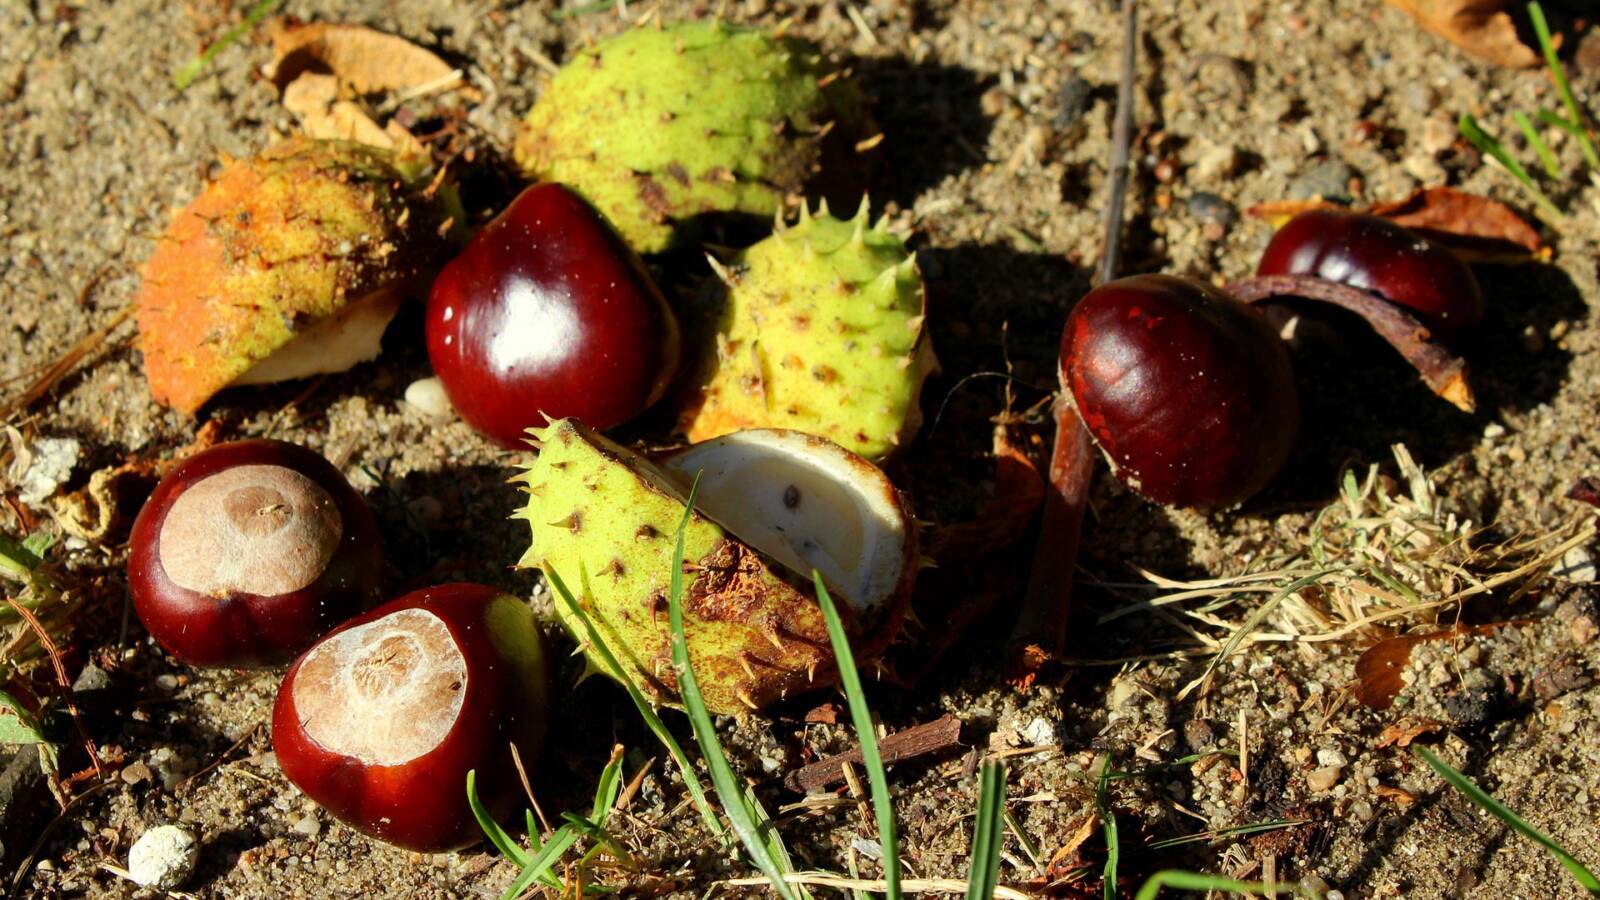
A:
[1352,621,1528,709]
[1374,716,1446,749]
[926,424,1045,561]
[1375,784,1420,806]
[1368,187,1545,260]
[1248,188,1544,263]
[1382,0,1541,69]
[267,22,458,95]
[281,72,427,159]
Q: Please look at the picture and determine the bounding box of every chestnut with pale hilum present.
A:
[272,583,551,852]
[127,439,384,668]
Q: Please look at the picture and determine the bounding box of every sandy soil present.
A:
[3,0,1600,897]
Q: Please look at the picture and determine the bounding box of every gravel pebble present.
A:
[127,825,197,891]
[1288,158,1357,202]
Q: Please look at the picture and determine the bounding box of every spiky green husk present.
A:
[676,199,933,461]
[513,21,868,253]
[516,419,843,716]
[136,138,450,413]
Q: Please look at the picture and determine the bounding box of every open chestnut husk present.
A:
[128,439,383,668]
[272,583,550,852]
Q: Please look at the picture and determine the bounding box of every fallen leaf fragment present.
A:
[281,71,427,160]
[1352,621,1528,709]
[50,420,225,542]
[926,423,1045,561]
[1375,783,1420,806]
[1368,187,1545,260]
[1382,0,1541,69]
[267,22,459,95]
[1375,717,1446,749]
[1247,187,1543,263]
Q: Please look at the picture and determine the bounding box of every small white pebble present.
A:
[404,376,456,421]
[1021,716,1056,746]
[127,825,197,890]
[1316,748,1348,768]
[1307,765,1343,792]
[292,814,322,837]
[1555,546,1597,583]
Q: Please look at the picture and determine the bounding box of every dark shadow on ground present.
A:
[852,57,995,212]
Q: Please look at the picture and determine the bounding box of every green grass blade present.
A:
[1460,113,1564,221]
[1514,110,1563,178]
[1097,756,1119,900]
[1132,870,1296,900]
[965,759,1006,900]
[172,0,282,90]
[591,751,624,824]
[467,770,530,866]
[545,568,728,844]
[667,474,800,900]
[1416,746,1600,893]
[814,572,901,899]
[502,826,580,900]
[1539,108,1587,139]
[1529,2,1600,169]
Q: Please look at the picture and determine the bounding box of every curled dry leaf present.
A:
[266,22,459,95]
[1374,716,1446,749]
[49,420,225,543]
[1368,187,1546,261]
[1382,0,1541,69]
[1247,187,1544,262]
[265,22,469,164]
[925,424,1045,561]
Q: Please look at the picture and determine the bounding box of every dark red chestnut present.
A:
[1256,210,1484,334]
[1062,274,1300,508]
[272,583,550,852]
[128,439,383,667]
[426,183,681,448]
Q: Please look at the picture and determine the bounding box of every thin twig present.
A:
[784,714,963,793]
[1099,0,1138,285]
[1009,0,1138,683]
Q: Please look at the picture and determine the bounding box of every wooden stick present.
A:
[1008,0,1138,682]
[784,714,962,793]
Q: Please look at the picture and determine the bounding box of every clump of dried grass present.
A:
[1097,445,1595,699]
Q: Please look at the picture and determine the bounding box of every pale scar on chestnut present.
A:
[293,609,468,766]
[158,464,343,598]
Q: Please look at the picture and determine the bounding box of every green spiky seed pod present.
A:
[136,138,453,414]
[513,21,870,253]
[517,419,915,715]
[676,199,934,462]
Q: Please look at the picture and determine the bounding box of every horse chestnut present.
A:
[1062,274,1300,508]
[272,583,550,852]
[425,183,681,448]
[128,440,383,668]
[1256,210,1483,334]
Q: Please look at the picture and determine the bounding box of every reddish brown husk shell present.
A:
[272,583,551,852]
[127,439,383,667]
[1062,274,1300,509]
